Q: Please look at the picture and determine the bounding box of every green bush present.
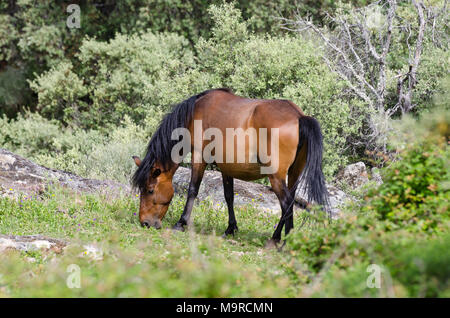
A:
[285,106,449,296]
[364,108,449,235]
[0,113,152,184]
[30,3,361,177]
[0,112,65,158]
[31,32,192,128]
[388,234,450,297]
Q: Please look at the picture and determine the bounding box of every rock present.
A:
[371,167,383,186]
[336,162,369,189]
[0,147,353,217]
[173,166,281,213]
[0,148,130,199]
[0,234,66,253]
[31,240,55,250]
[0,234,101,261]
[294,182,350,219]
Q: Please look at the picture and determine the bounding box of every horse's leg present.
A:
[173,162,206,231]
[222,173,238,237]
[285,144,307,236]
[267,174,291,246]
[285,171,299,236]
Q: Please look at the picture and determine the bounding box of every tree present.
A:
[280,0,448,153]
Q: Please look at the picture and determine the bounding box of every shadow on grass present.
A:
[160,195,289,248]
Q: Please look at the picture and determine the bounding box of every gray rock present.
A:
[336,162,369,189]
[0,234,66,253]
[371,167,383,185]
[173,166,281,213]
[0,147,354,217]
[0,148,130,199]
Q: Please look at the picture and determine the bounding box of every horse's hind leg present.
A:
[222,173,238,237]
[284,170,300,236]
[267,174,291,246]
[173,162,206,231]
[285,143,307,235]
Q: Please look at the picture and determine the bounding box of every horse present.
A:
[132,88,328,245]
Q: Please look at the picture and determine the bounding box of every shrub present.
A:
[0,112,64,158]
[364,108,450,235]
[31,32,193,128]
[194,2,364,176]
[29,61,88,126]
[285,106,449,296]
[0,113,150,184]
[29,3,363,177]
[44,116,148,184]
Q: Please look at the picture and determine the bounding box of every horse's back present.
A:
[195,89,303,128]
[190,89,303,180]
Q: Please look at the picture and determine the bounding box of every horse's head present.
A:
[132,156,175,229]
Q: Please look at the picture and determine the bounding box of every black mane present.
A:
[132,88,231,191]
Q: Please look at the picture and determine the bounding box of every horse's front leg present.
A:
[173,162,206,231]
[222,174,238,237]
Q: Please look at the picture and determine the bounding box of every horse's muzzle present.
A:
[141,219,162,229]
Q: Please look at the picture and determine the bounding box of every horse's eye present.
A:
[148,189,154,195]
[152,169,161,178]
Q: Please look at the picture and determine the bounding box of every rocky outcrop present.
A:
[0,148,360,217]
[0,234,103,261]
[0,148,130,198]
[335,162,370,189]
[173,167,284,213]
[0,234,66,253]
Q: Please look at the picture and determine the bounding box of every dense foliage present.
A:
[285,107,449,297]
[1,1,447,175]
[4,3,369,177]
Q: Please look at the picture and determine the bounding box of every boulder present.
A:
[0,148,351,217]
[371,167,383,186]
[0,234,66,253]
[0,148,130,199]
[336,162,369,189]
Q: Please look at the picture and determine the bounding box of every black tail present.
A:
[286,116,329,218]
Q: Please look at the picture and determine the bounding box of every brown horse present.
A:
[132,88,328,245]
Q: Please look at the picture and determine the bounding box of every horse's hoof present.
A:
[172,223,185,232]
[222,225,238,238]
[265,238,280,249]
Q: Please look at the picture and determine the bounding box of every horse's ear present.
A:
[132,156,141,167]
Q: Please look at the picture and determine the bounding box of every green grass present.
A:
[0,187,301,297]
[1,185,448,297]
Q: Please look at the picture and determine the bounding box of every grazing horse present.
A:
[132,88,328,245]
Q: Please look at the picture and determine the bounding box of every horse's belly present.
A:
[216,162,263,181]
